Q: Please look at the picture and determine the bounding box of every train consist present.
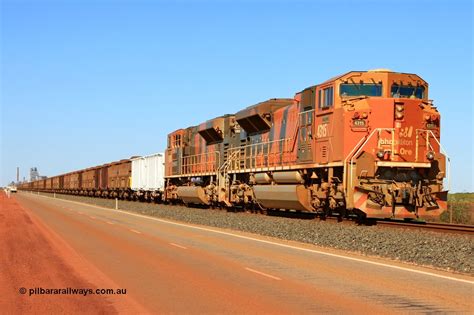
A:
[19,70,449,220]
[19,153,165,202]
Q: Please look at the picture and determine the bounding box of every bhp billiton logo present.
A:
[378,138,413,146]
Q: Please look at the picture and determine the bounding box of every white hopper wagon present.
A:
[131,153,165,202]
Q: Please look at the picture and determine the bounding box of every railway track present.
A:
[250,208,474,235]
[319,216,474,235]
[373,220,474,235]
[22,191,474,236]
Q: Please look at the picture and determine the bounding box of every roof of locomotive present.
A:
[200,113,235,125]
[320,69,426,85]
[240,98,294,110]
[298,70,427,94]
[235,98,294,119]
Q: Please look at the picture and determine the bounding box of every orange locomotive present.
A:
[165,70,449,220]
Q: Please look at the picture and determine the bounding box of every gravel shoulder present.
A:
[32,192,474,275]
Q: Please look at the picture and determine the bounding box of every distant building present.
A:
[30,167,39,181]
[30,167,47,181]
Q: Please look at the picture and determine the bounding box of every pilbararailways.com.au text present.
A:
[19,287,127,296]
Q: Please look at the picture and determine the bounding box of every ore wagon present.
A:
[107,159,132,198]
[131,153,165,202]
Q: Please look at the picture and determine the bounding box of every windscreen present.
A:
[391,85,425,99]
[340,83,382,97]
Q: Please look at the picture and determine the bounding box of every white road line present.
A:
[129,229,142,234]
[88,216,96,219]
[170,243,187,249]
[78,211,84,215]
[245,267,281,281]
[106,221,115,225]
[30,193,474,285]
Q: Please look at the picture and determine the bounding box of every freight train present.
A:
[19,69,449,220]
[19,153,165,202]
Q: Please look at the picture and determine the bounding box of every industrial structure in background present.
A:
[30,167,47,182]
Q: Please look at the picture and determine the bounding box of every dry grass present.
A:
[440,193,474,224]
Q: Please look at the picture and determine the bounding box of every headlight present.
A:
[426,151,435,160]
[377,150,385,159]
[395,112,404,119]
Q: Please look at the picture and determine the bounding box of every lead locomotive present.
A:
[165,70,448,220]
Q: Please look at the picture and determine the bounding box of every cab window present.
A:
[391,84,425,99]
[318,86,333,109]
[172,134,182,148]
[340,83,382,97]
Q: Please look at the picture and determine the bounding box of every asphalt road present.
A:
[13,193,474,313]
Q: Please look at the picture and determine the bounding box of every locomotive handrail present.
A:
[415,129,434,161]
[216,149,240,198]
[218,149,240,172]
[226,137,293,171]
[227,137,293,151]
[225,109,314,172]
[415,129,451,191]
[346,128,395,194]
[292,109,313,152]
[345,128,450,199]
[181,151,221,175]
[343,135,367,192]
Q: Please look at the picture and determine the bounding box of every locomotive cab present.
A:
[332,70,448,219]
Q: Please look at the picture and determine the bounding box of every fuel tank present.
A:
[177,186,209,205]
[253,184,313,211]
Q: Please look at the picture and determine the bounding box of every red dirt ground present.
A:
[0,193,145,314]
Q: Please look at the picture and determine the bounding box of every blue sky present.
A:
[1,0,472,192]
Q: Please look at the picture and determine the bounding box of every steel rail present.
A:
[374,220,474,235]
